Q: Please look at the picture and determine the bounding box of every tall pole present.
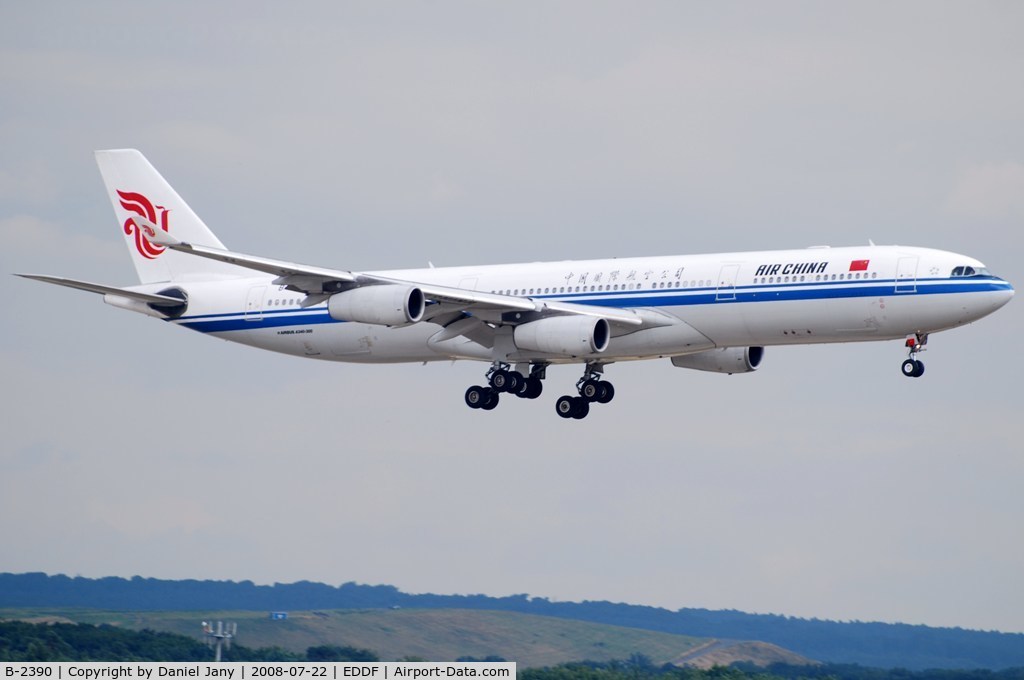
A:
[203,620,236,662]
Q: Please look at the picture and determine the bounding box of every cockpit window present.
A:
[950,266,991,277]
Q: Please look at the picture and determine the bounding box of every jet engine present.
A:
[328,284,425,325]
[670,346,764,374]
[514,316,610,356]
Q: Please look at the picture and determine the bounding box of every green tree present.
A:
[306,645,379,662]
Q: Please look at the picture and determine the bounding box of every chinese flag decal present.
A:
[849,259,870,272]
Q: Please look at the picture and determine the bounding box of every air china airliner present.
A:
[19,150,1014,419]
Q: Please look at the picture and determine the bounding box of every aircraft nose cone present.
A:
[988,277,1014,312]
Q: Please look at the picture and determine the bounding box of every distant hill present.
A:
[2,572,1022,670]
[0,607,717,667]
[671,641,816,670]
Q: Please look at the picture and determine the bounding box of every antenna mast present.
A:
[202,620,237,662]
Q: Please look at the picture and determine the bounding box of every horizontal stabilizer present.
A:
[133,215,182,247]
[144,238,359,285]
[16,274,185,306]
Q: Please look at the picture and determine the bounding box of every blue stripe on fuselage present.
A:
[178,309,338,333]
[173,277,1012,333]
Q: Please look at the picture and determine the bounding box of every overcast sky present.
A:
[2,2,1022,635]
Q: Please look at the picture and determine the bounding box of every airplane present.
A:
[18,149,1014,419]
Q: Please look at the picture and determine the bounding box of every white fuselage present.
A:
[112,244,1013,366]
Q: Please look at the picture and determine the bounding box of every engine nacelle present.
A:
[671,346,764,374]
[328,285,425,325]
[514,316,610,356]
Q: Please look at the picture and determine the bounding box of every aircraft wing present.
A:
[538,298,676,330]
[148,236,544,315]
[142,225,671,331]
[361,273,539,314]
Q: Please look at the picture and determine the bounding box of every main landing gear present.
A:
[554,366,615,420]
[465,363,544,411]
[901,333,928,378]
[464,363,615,419]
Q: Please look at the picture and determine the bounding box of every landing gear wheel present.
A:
[571,397,590,419]
[504,371,524,394]
[595,382,615,404]
[901,359,925,378]
[520,377,543,399]
[481,389,500,410]
[580,379,602,402]
[528,377,544,399]
[465,385,488,409]
[490,369,511,392]
[515,378,530,398]
[555,395,576,419]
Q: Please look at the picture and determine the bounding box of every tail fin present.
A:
[95,149,242,284]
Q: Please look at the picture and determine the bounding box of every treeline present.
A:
[3,573,1024,670]
[0,621,212,661]
[5,620,1024,680]
[4,621,1024,680]
[522,660,1024,680]
[0,621,378,663]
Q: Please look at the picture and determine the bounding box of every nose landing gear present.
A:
[901,333,928,378]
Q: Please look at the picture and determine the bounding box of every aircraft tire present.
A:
[514,377,529,398]
[525,377,543,399]
[913,360,925,377]
[490,369,511,392]
[901,359,918,377]
[465,385,488,408]
[596,382,615,403]
[481,389,499,410]
[580,379,602,401]
[506,371,524,393]
[571,397,590,419]
[555,395,576,418]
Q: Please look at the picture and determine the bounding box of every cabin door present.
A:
[245,285,266,320]
[716,264,740,301]
[895,257,918,294]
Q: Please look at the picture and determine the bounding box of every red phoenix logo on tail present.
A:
[118,190,170,259]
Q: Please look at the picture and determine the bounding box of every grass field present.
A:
[1,607,708,667]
